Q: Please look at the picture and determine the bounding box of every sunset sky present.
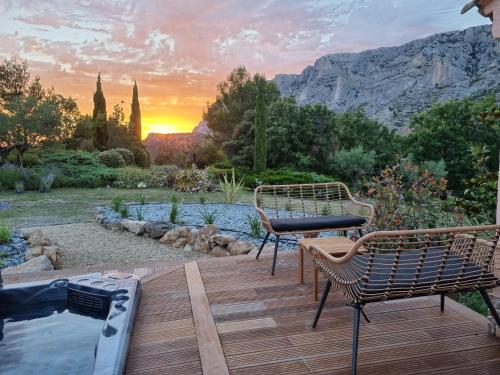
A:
[0,0,488,138]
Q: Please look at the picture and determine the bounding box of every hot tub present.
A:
[0,273,140,375]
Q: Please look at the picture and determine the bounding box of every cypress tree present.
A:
[93,73,108,150]
[129,81,142,141]
[253,75,267,174]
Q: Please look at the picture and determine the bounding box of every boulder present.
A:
[172,237,188,249]
[199,224,219,237]
[25,246,44,260]
[194,237,211,253]
[159,226,189,245]
[187,228,200,245]
[2,255,54,274]
[26,230,52,247]
[121,219,147,235]
[228,241,254,256]
[211,246,229,257]
[144,222,172,239]
[210,234,236,247]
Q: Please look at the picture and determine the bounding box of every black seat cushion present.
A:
[348,250,498,302]
[269,215,366,232]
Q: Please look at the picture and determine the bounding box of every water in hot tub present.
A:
[0,300,105,375]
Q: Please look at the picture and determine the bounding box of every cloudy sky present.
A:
[0,0,489,137]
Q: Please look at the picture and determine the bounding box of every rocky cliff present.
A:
[273,25,499,131]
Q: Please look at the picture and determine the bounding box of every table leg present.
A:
[299,247,304,284]
[313,267,319,302]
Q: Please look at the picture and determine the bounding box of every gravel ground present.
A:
[27,222,206,269]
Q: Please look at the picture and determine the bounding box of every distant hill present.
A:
[273,25,499,131]
[144,120,210,158]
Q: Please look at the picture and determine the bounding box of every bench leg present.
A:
[313,267,319,301]
[299,247,304,284]
[255,232,270,260]
[440,294,445,312]
[479,289,500,327]
[352,303,361,375]
[271,235,280,276]
[312,280,331,328]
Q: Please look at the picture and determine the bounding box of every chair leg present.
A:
[271,235,280,276]
[352,303,362,375]
[479,289,500,327]
[255,232,270,259]
[440,294,445,312]
[343,230,348,237]
[312,280,332,328]
[357,229,363,238]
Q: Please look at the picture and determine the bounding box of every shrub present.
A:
[332,146,376,187]
[169,194,181,224]
[136,207,143,221]
[40,173,55,192]
[138,193,146,205]
[0,221,12,244]
[97,149,126,168]
[132,146,151,168]
[151,165,179,187]
[115,167,153,188]
[241,169,333,188]
[113,148,135,165]
[7,149,41,167]
[119,206,129,218]
[219,169,244,204]
[175,167,210,192]
[0,163,41,190]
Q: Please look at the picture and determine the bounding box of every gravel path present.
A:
[27,222,206,269]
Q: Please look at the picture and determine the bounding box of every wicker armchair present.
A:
[307,225,500,375]
[254,182,374,275]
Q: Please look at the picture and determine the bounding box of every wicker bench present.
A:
[307,225,500,375]
[254,182,374,275]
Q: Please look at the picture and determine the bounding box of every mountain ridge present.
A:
[273,25,499,130]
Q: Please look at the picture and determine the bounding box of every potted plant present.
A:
[14,180,24,194]
[39,173,55,193]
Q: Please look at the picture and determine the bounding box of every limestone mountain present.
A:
[273,25,499,131]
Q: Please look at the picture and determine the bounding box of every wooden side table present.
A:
[299,237,359,301]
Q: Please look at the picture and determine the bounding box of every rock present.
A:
[25,246,44,260]
[41,246,61,268]
[26,230,52,247]
[273,25,499,131]
[211,246,229,257]
[25,245,61,268]
[159,226,189,245]
[194,237,211,253]
[121,219,147,235]
[187,228,199,245]
[2,255,54,274]
[183,244,194,252]
[210,234,236,247]
[199,224,218,237]
[172,237,188,248]
[144,221,172,239]
[228,241,254,256]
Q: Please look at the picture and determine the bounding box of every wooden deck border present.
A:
[185,261,229,375]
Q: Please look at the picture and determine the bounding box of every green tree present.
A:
[253,75,266,173]
[92,73,108,150]
[129,81,141,141]
[406,95,499,191]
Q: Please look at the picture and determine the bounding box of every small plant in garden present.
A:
[111,195,125,212]
[136,207,143,221]
[39,173,55,192]
[14,180,24,194]
[139,193,147,205]
[200,206,218,224]
[247,215,262,238]
[119,206,129,218]
[219,169,244,204]
[169,193,181,224]
[199,194,207,205]
[0,221,12,244]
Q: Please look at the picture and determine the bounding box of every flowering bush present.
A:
[151,165,179,187]
[367,159,457,230]
[115,167,153,188]
[175,167,210,192]
[113,148,135,165]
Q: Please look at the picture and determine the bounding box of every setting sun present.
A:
[142,116,199,139]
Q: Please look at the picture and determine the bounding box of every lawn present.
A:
[0,187,255,228]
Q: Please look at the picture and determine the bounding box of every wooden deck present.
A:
[124,251,500,375]
[3,250,500,374]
